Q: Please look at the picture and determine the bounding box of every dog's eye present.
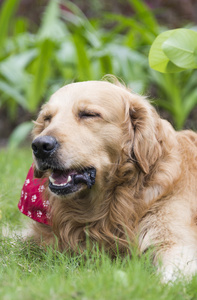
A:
[79,111,101,119]
[44,115,52,123]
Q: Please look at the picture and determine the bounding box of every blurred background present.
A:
[0,0,197,147]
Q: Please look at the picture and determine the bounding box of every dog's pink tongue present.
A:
[51,170,71,184]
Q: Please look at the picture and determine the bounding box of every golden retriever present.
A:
[31,78,197,282]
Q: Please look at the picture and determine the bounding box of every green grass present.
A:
[0,148,32,227]
[0,148,197,299]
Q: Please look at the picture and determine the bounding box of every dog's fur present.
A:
[31,79,197,282]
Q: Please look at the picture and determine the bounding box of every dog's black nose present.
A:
[32,136,58,159]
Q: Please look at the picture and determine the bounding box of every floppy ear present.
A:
[128,94,162,174]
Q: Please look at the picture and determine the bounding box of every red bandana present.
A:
[18,164,50,225]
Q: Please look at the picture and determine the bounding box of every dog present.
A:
[29,78,197,282]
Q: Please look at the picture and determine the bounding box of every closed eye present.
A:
[79,111,101,119]
[43,115,52,122]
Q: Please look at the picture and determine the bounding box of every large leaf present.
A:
[149,30,185,73]
[162,29,197,69]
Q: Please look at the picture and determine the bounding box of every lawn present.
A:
[0,148,197,300]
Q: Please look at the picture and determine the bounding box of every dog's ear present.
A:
[127,94,162,174]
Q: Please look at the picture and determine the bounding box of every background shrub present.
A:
[0,0,197,147]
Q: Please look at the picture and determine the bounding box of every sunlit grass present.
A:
[0,148,32,226]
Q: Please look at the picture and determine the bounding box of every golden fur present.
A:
[31,79,197,282]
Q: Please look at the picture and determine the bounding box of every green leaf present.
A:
[0,80,27,108]
[72,34,92,80]
[106,14,155,45]
[61,2,101,48]
[0,50,36,87]
[27,39,54,112]
[38,0,66,41]
[56,40,76,64]
[153,99,174,114]
[8,121,33,148]
[182,70,197,97]
[14,17,29,35]
[162,29,197,69]
[183,88,197,117]
[0,0,20,47]
[149,30,185,73]
[128,0,158,34]
[99,55,113,75]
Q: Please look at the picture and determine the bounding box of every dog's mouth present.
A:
[48,167,96,196]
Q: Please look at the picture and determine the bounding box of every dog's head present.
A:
[32,80,162,198]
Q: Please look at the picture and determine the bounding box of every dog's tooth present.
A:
[49,176,55,183]
[67,175,72,182]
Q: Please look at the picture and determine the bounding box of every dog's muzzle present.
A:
[32,135,96,196]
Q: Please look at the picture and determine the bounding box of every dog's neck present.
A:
[47,165,146,255]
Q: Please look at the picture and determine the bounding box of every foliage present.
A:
[149,28,197,129]
[1,0,197,146]
[1,0,155,146]
[0,0,150,115]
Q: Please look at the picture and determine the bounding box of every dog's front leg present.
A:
[158,245,197,282]
[138,202,197,283]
